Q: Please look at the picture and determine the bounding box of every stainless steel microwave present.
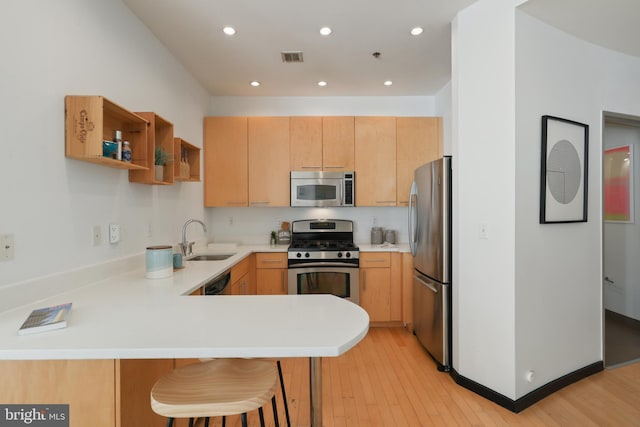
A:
[290,171,355,207]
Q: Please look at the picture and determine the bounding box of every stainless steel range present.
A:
[287,219,360,304]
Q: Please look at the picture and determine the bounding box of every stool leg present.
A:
[258,407,266,427]
[204,417,210,427]
[188,418,194,427]
[241,413,248,427]
[271,396,280,427]
[277,360,291,427]
[166,418,174,427]
[221,416,226,427]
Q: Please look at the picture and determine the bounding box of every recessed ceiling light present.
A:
[250,81,260,87]
[317,81,327,87]
[319,27,332,36]
[384,80,393,86]
[223,26,236,36]
[410,27,423,36]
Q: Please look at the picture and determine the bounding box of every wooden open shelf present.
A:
[130,112,174,185]
[65,96,149,171]
[174,137,201,182]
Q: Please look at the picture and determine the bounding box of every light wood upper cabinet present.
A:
[396,117,443,205]
[354,117,397,206]
[290,116,354,172]
[290,117,323,171]
[322,116,355,171]
[203,117,248,207]
[248,117,290,207]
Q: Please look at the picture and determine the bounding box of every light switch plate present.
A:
[109,223,120,244]
[1,234,15,260]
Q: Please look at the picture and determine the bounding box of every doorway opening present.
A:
[603,112,640,368]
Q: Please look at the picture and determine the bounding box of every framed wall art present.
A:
[604,144,634,223]
[539,115,589,224]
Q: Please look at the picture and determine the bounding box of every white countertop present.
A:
[0,245,369,360]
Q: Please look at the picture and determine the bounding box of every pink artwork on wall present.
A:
[604,145,634,222]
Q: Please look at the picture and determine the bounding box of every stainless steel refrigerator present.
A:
[408,156,452,371]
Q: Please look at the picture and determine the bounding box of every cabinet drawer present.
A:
[230,256,251,282]
[255,253,287,269]
[360,252,391,268]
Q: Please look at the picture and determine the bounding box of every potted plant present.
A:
[154,146,169,181]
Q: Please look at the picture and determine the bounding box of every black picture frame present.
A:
[540,115,589,224]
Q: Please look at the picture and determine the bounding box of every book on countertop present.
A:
[18,303,72,336]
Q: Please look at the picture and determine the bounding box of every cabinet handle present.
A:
[262,259,282,263]
[376,201,396,205]
[363,271,367,291]
[301,166,322,169]
[250,201,270,206]
[324,166,345,169]
[281,271,285,293]
[367,259,385,263]
[226,201,246,206]
[241,281,246,295]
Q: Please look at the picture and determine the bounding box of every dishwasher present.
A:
[202,270,231,295]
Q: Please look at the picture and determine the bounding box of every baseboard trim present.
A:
[450,361,604,413]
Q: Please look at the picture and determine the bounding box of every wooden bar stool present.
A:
[151,358,279,427]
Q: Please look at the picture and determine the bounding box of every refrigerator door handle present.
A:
[415,275,438,293]
[408,181,418,256]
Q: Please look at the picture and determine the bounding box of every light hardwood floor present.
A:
[198,327,640,426]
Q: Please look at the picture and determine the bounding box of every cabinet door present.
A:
[355,117,397,206]
[248,117,290,206]
[396,117,442,206]
[323,116,354,171]
[256,268,287,295]
[290,116,322,171]
[229,272,249,295]
[360,267,391,322]
[203,117,248,207]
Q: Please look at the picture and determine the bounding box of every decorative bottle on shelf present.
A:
[113,130,123,161]
[122,141,132,162]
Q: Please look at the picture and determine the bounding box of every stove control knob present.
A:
[296,253,302,258]
[345,252,351,258]
[305,253,310,258]
[337,252,343,258]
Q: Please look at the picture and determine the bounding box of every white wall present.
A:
[435,81,453,156]
[603,124,640,321]
[206,96,436,243]
[210,96,435,116]
[515,11,640,396]
[451,0,520,399]
[0,0,211,288]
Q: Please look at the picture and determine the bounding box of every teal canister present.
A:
[146,245,173,279]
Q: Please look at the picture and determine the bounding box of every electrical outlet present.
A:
[92,225,102,246]
[372,216,377,226]
[146,223,152,238]
[228,216,233,226]
[479,223,489,240]
[109,223,120,244]
[1,234,15,260]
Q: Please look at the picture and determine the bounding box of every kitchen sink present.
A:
[188,254,235,261]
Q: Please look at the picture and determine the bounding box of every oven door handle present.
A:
[288,262,358,268]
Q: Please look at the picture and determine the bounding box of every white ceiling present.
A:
[122,0,640,97]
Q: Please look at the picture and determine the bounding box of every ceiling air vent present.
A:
[281,51,304,63]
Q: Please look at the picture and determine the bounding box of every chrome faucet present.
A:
[180,219,207,257]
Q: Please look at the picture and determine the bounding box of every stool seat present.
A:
[151,358,278,419]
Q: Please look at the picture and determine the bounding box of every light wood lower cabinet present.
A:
[228,255,255,295]
[0,360,117,427]
[359,252,402,324]
[255,253,288,295]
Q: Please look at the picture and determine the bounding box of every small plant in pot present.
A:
[154,146,170,181]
